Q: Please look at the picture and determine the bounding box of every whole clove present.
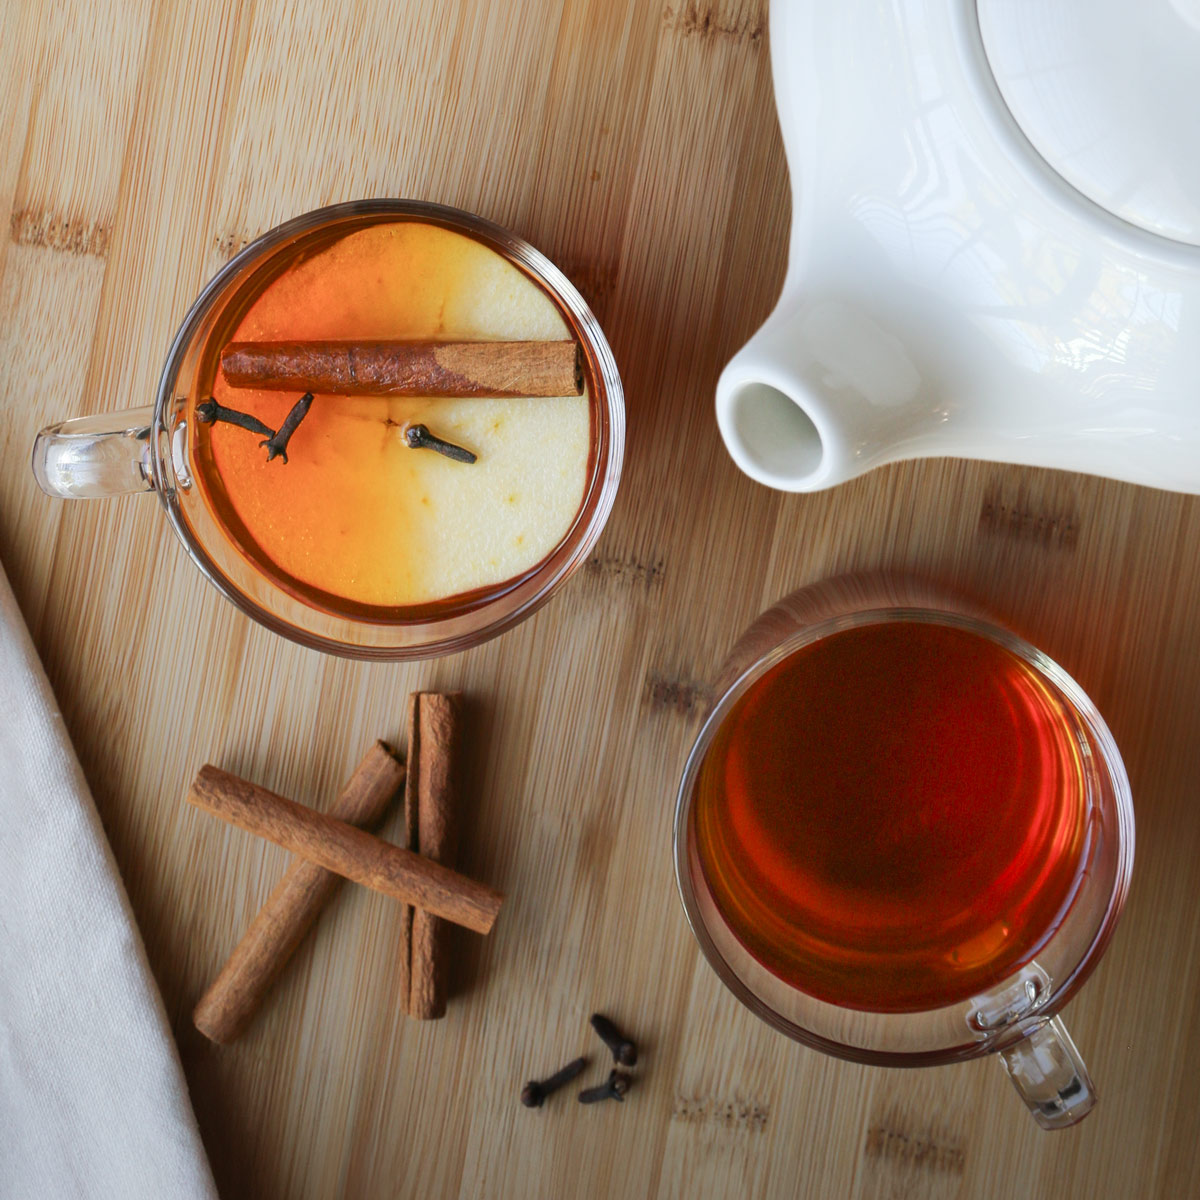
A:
[578,1069,630,1104]
[404,423,477,464]
[260,392,314,463]
[196,398,275,439]
[590,1013,637,1067]
[520,1056,588,1108]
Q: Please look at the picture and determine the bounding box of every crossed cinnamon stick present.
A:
[190,694,484,1043]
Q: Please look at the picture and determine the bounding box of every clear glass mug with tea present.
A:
[674,573,1133,1129]
[32,200,624,659]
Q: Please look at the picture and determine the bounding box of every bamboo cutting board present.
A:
[2,1,1200,1197]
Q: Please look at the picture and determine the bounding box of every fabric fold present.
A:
[0,563,217,1200]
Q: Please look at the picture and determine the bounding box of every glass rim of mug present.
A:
[150,198,625,659]
[673,605,1134,1068]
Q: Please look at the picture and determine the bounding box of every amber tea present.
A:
[692,618,1090,1013]
[188,217,595,621]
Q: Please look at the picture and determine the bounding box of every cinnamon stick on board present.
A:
[407,693,464,1020]
[396,694,420,1015]
[186,766,502,934]
[220,340,584,397]
[192,741,405,1044]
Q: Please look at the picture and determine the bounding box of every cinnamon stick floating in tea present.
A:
[220,339,584,398]
[192,742,405,1044]
[407,693,464,1020]
[186,766,502,934]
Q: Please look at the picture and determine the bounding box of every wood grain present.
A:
[2,0,1200,1198]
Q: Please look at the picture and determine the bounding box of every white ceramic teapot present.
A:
[717,0,1200,493]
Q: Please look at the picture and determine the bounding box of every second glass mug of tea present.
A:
[31,199,624,659]
[674,574,1134,1129]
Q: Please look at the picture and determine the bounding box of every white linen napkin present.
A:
[0,562,218,1200]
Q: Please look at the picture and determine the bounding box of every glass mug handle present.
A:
[998,1015,1096,1130]
[32,407,156,499]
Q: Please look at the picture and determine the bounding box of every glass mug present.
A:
[674,574,1133,1130]
[32,200,624,659]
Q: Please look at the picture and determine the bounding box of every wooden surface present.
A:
[2,1,1199,1197]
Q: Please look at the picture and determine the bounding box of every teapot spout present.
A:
[716,297,928,493]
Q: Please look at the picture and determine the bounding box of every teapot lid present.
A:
[978,0,1200,246]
